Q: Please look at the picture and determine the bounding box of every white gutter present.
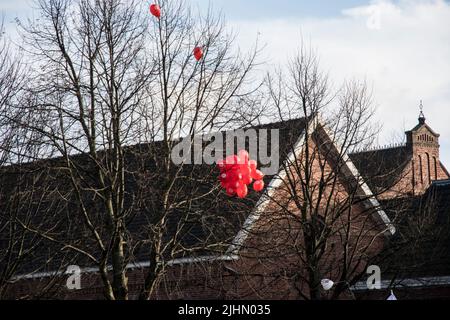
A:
[352,275,450,291]
[343,152,396,236]
[11,254,239,281]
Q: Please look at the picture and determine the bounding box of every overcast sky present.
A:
[1,0,450,165]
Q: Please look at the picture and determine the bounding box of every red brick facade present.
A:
[407,123,449,195]
[378,118,449,200]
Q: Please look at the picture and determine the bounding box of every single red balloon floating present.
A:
[216,150,265,199]
[150,4,161,18]
[193,47,204,61]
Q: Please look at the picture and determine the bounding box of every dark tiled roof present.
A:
[131,117,308,258]
[349,146,412,194]
[0,118,307,276]
[378,180,450,280]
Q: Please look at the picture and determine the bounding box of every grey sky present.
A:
[1,0,449,166]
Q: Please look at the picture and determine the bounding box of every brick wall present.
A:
[378,122,449,200]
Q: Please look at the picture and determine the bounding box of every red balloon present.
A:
[242,175,252,185]
[217,159,225,171]
[239,162,250,173]
[226,187,236,196]
[249,159,257,171]
[253,180,265,192]
[240,164,252,185]
[193,47,204,61]
[238,150,249,164]
[251,169,264,181]
[225,154,239,165]
[224,156,240,173]
[236,183,248,199]
[228,170,242,183]
[221,181,228,189]
[150,4,161,18]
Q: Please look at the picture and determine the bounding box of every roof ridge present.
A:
[235,117,307,133]
[350,143,407,155]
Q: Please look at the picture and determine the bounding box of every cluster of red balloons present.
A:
[150,4,204,62]
[217,150,265,199]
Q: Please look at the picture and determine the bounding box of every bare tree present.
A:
[0,21,70,299]
[218,44,412,300]
[0,19,30,298]
[133,0,261,300]
[5,0,260,300]
[1,2,445,300]
[0,19,25,164]
[366,182,450,300]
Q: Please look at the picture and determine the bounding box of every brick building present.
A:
[2,110,449,300]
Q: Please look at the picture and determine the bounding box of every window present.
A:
[419,155,423,183]
[426,153,431,184]
[434,156,438,180]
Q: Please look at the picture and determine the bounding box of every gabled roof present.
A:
[406,122,440,137]
[131,117,310,259]
[378,180,450,280]
[227,116,396,256]
[1,118,309,277]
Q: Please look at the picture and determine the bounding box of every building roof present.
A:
[0,118,309,276]
[0,115,399,280]
[406,122,440,138]
[349,146,412,194]
[378,180,450,280]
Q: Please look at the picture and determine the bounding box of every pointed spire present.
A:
[418,100,426,125]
